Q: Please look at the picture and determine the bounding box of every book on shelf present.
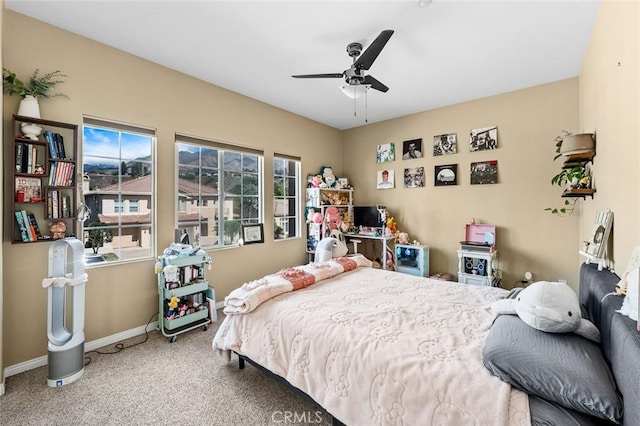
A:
[62,195,71,218]
[44,130,58,159]
[55,133,67,159]
[19,143,30,173]
[15,142,23,173]
[27,213,43,240]
[14,211,30,242]
[50,190,60,219]
[15,177,42,202]
[20,210,34,241]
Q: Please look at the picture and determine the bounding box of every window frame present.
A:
[175,135,264,249]
[273,154,301,241]
[81,116,156,266]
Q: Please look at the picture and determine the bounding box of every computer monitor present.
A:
[353,206,384,229]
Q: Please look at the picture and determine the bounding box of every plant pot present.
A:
[17,95,41,119]
[560,133,595,156]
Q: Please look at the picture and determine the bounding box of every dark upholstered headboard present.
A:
[579,263,640,426]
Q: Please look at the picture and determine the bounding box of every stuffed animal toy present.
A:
[49,221,66,240]
[491,281,600,342]
[167,296,180,318]
[397,232,409,245]
[163,242,193,258]
[163,264,179,282]
[320,166,338,188]
[324,206,343,231]
[314,237,348,263]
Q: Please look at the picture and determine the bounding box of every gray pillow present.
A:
[482,315,623,424]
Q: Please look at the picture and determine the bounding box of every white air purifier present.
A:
[42,237,88,387]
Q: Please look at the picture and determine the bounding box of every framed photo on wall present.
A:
[403,167,425,188]
[376,143,395,163]
[470,126,498,152]
[433,133,457,156]
[377,169,395,189]
[470,160,498,184]
[242,223,264,244]
[402,138,423,159]
[434,164,458,186]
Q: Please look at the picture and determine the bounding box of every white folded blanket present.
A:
[223,254,371,314]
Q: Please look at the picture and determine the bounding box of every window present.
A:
[82,117,155,264]
[273,155,300,240]
[129,200,139,213]
[176,136,263,248]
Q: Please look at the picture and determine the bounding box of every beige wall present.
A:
[343,79,582,288]
[579,0,640,271]
[2,11,342,367]
[3,1,639,371]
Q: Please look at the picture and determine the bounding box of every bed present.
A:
[213,257,639,425]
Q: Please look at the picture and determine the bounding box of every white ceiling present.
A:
[6,0,600,130]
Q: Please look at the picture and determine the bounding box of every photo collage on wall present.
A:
[374,126,498,189]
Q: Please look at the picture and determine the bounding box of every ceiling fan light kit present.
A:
[340,84,369,99]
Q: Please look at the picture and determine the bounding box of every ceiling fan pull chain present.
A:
[365,90,368,123]
[353,94,357,117]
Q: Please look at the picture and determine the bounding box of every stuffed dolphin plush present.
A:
[314,237,348,263]
[491,281,600,343]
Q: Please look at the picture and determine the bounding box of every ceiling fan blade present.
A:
[292,73,344,79]
[363,75,389,93]
[353,29,394,71]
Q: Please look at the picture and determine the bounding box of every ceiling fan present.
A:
[292,29,394,96]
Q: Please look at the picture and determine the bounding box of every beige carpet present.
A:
[0,310,334,426]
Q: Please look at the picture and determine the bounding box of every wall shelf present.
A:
[562,188,596,199]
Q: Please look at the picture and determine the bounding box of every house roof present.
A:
[89,175,218,196]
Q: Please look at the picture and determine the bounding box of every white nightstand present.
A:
[457,248,498,286]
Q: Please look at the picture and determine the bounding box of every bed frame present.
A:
[234,263,639,425]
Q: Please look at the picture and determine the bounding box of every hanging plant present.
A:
[3,68,68,99]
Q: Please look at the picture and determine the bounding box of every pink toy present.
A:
[313,212,323,223]
[324,206,342,230]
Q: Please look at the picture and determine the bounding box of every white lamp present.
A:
[340,84,369,99]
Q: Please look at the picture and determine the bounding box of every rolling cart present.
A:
[156,253,212,343]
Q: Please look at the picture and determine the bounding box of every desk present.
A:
[345,233,395,270]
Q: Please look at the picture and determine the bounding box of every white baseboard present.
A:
[4,321,158,378]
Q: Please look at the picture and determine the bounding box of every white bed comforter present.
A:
[213,266,530,426]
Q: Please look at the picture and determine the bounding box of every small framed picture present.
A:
[434,164,458,186]
[376,143,395,163]
[470,160,498,184]
[242,223,264,244]
[470,126,498,152]
[377,169,395,189]
[337,177,349,189]
[433,133,457,156]
[403,167,425,188]
[402,138,423,159]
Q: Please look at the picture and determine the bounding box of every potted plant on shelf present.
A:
[2,68,68,118]
[546,131,595,215]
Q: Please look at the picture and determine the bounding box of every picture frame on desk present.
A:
[242,223,264,244]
